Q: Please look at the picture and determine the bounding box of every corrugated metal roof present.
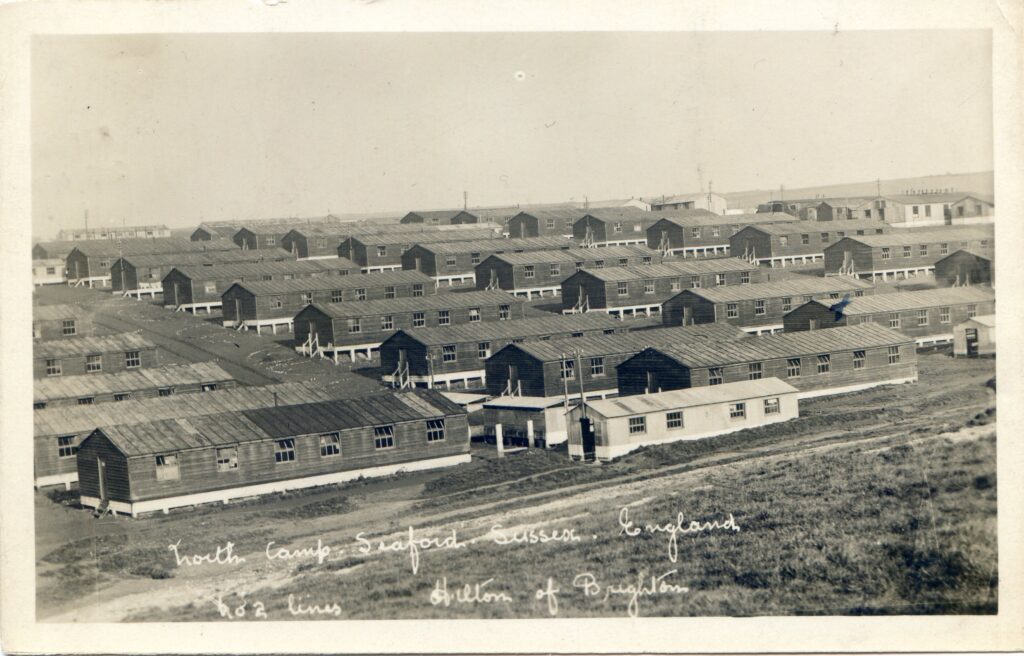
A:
[740,219,889,237]
[117,249,295,267]
[586,378,799,418]
[33,362,233,403]
[302,290,519,319]
[513,208,589,221]
[485,245,658,266]
[34,381,358,437]
[579,207,653,222]
[508,323,751,362]
[680,276,872,303]
[33,304,86,322]
[229,270,435,296]
[649,323,912,368]
[168,258,356,282]
[653,212,797,228]
[386,313,624,346]
[35,333,155,358]
[68,238,239,257]
[835,226,994,247]
[348,228,500,246]
[415,236,573,254]
[92,389,463,456]
[578,259,757,282]
[826,287,995,315]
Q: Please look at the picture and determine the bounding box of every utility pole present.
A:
[84,209,89,235]
[876,178,881,197]
[463,191,468,211]
[583,195,589,210]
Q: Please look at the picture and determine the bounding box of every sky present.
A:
[32,31,993,236]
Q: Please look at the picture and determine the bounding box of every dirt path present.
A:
[39,423,995,622]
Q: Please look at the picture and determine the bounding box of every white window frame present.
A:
[319,432,341,457]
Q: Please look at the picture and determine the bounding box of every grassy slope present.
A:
[121,429,996,620]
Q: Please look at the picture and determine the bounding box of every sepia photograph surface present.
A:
[3,1,1023,653]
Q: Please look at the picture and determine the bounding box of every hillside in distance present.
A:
[719,171,994,209]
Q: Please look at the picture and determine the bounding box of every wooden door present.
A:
[579,417,596,461]
[966,328,979,357]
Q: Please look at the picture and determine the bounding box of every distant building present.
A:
[222,270,435,334]
[162,258,357,313]
[573,209,660,247]
[293,290,527,361]
[57,224,172,241]
[823,225,994,281]
[646,212,797,257]
[65,238,240,287]
[400,210,480,225]
[402,237,572,287]
[661,275,875,335]
[781,287,995,347]
[649,192,728,215]
[110,249,296,298]
[339,227,502,273]
[852,193,994,227]
[506,209,589,238]
[730,219,888,267]
[279,227,350,259]
[475,245,661,299]
[561,259,762,318]
[756,198,872,221]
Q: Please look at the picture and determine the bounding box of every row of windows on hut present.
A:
[620,396,784,436]
[343,304,514,334]
[519,255,655,278]
[43,350,144,377]
[35,383,217,410]
[878,241,990,260]
[137,420,448,481]
[259,283,427,309]
[867,304,979,328]
[556,347,904,383]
